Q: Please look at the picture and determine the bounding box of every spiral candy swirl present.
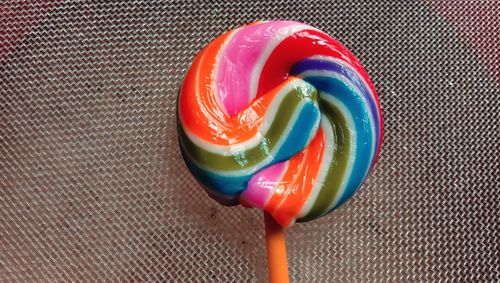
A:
[178,21,383,227]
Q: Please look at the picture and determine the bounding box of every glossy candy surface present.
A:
[177,21,383,227]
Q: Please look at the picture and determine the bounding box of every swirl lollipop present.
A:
[177,21,383,282]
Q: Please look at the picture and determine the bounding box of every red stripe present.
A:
[257,28,383,161]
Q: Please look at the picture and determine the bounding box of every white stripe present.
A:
[189,99,318,177]
[182,79,314,155]
[296,115,335,218]
[213,28,241,115]
[318,95,357,214]
[298,69,377,166]
[248,24,317,101]
[298,57,379,165]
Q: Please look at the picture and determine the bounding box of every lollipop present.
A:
[177,21,383,282]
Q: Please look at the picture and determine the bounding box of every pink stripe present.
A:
[216,21,303,116]
[240,161,287,208]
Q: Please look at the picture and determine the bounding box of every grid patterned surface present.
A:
[1,1,499,282]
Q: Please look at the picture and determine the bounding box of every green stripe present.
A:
[297,97,351,222]
[179,85,317,172]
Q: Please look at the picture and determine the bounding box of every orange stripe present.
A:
[179,29,295,146]
[265,152,304,211]
[265,128,326,226]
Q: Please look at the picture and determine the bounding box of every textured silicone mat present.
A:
[1,1,498,282]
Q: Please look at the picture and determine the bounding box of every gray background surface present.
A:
[1,1,498,282]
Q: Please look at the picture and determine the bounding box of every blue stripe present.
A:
[299,76,375,212]
[291,58,380,154]
[179,101,320,200]
[274,102,320,161]
[180,143,250,201]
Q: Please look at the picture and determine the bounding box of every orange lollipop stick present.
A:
[264,212,290,283]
